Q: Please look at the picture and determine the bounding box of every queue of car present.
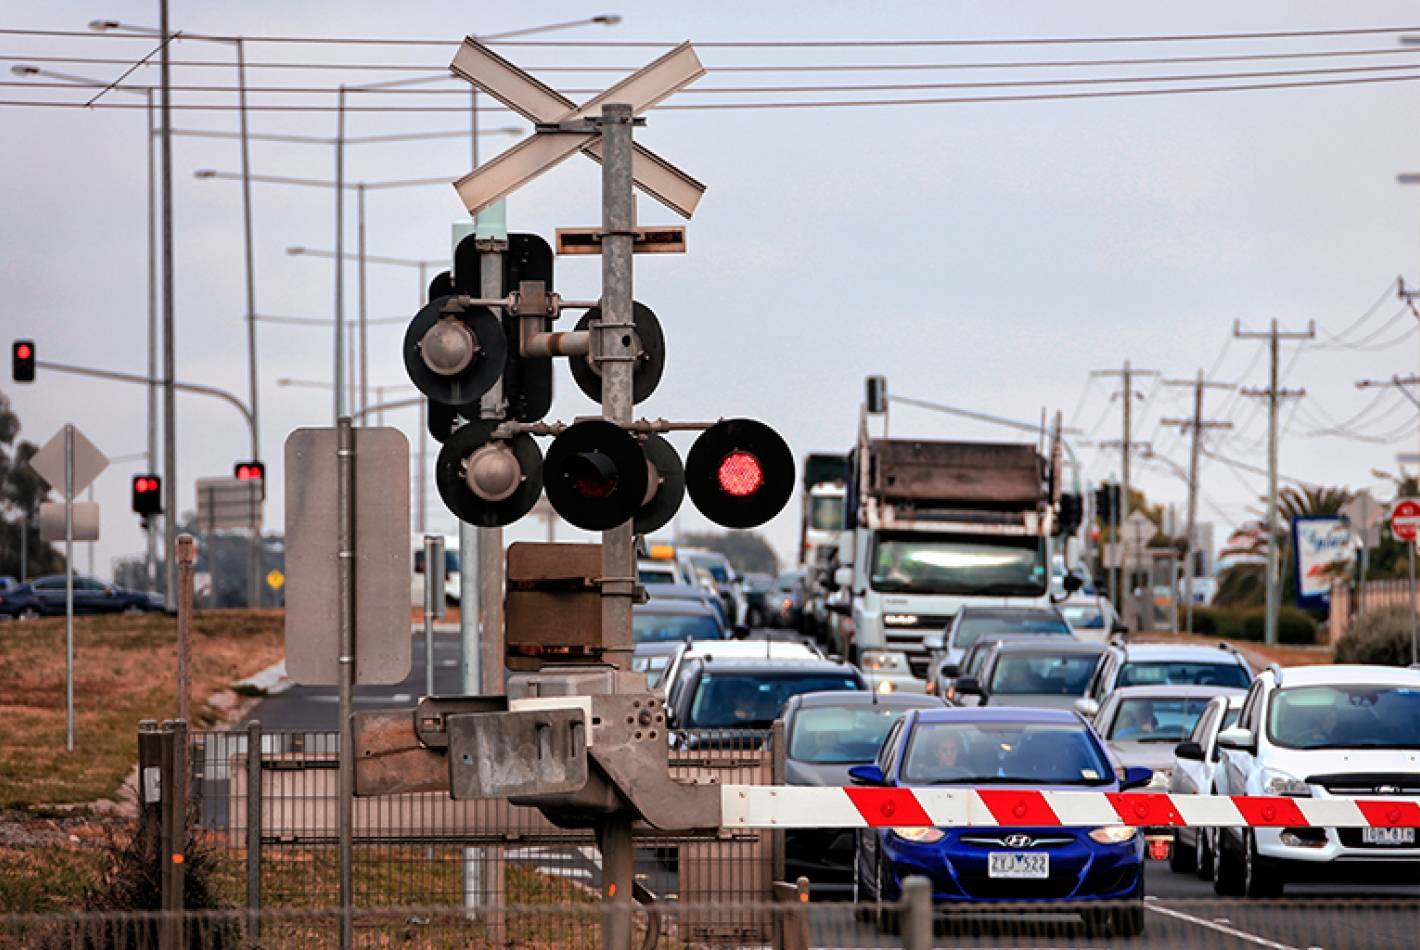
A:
[638,564,1420,935]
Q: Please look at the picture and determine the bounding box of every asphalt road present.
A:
[247,627,1420,949]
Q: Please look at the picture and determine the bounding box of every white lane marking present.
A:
[391,693,411,702]
[1145,902,1299,950]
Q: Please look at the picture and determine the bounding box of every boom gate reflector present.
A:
[635,433,685,535]
[568,301,666,406]
[403,295,507,407]
[435,421,543,527]
[544,419,648,531]
[686,418,794,529]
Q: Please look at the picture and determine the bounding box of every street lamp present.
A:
[11,63,160,591]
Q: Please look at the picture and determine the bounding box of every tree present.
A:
[1215,484,1353,611]
[680,530,780,576]
[0,390,64,580]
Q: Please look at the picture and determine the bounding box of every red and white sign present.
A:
[1391,498,1420,543]
[720,786,1420,830]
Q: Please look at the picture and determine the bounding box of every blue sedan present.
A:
[850,706,1150,937]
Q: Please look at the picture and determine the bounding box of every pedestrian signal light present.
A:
[12,340,35,382]
[132,473,163,516]
[686,419,794,529]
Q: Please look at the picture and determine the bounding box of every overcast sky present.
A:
[7,1,1420,578]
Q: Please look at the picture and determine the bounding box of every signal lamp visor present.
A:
[567,452,618,499]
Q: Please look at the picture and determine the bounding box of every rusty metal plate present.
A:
[351,708,450,796]
[447,708,588,800]
[505,542,603,668]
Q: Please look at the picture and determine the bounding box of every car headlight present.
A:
[1261,769,1311,797]
[892,826,944,844]
[1089,826,1138,845]
[859,650,906,672]
[1147,768,1173,789]
[883,614,920,626]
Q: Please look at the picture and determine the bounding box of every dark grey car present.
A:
[953,639,1107,710]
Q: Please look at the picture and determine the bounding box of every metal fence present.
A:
[184,724,781,944]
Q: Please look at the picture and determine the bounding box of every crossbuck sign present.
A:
[449,38,706,218]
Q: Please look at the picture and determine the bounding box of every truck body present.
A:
[838,435,1068,691]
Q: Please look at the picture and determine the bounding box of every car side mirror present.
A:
[922,633,945,653]
[833,566,853,589]
[940,663,961,679]
[827,601,851,616]
[1174,741,1205,762]
[1063,573,1083,594]
[1073,697,1099,719]
[1111,621,1129,635]
[731,624,751,640]
[1121,766,1154,791]
[1215,726,1255,753]
[847,764,885,786]
[954,675,982,695]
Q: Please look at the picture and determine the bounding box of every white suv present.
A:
[1211,664,1420,896]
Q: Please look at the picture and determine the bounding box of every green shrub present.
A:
[1186,606,1317,644]
[1334,606,1416,666]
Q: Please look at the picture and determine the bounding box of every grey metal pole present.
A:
[424,534,440,697]
[1409,541,1418,666]
[1121,359,1133,617]
[86,484,95,576]
[1184,371,1203,635]
[478,237,504,696]
[245,718,262,947]
[1266,320,1280,646]
[336,416,354,950]
[160,0,177,610]
[146,89,159,591]
[597,101,637,950]
[176,534,195,722]
[64,424,75,752]
[357,183,368,424]
[236,39,262,611]
[901,875,933,950]
[417,397,428,534]
[598,102,637,674]
[333,87,346,424]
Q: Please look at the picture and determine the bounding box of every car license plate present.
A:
[1362,827,1416,846]
[988,852,1049,879]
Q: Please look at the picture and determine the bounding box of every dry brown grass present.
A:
[0,610,283,808]
[1125,630,1332,670]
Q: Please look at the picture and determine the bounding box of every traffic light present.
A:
[435,420,543,527]
[1057,492,1083,537]
[865,375,887,414]
[1093,483,1121,527]
[543,420,649,531]
[132,473,162,516]
[685,418,795,529]
[12,340,35,382]
[234,460,265,482]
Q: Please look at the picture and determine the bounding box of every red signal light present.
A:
[717,450,764,498]
[234,461,265,481]
[15,344,30,360]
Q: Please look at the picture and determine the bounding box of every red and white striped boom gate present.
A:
[720,786,1420,829]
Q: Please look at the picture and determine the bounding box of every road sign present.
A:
[449,39,706,219]
[266,569,285,590]
[38,501,99,542]
[1392,498,1420,542]
[284,427,411,685]
[195,478,263,530]
[29,425,107,496]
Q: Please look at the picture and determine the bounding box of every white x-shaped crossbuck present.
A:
[449,39,706,219]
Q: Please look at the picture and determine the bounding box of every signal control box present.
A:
[505,542,611,670]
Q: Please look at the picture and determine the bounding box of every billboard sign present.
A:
[1291,515,1354,610]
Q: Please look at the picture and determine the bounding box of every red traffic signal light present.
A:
[543,420,648,532]
[234,460,265,481]
[12,340,35,383]
[686,419,795,529]
[132,473,163,516]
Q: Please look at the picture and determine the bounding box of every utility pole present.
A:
[1091,360,1157,616]
[160,0,177,609]
[1162,371,1234,634]
[1235,319,1315,645]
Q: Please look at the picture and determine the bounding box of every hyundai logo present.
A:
[1003,834,1034,848]
[1376,785,1401,795]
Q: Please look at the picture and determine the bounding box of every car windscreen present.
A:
[1117,661,1250,690]
[638,568,678,584]
[690,558,730,584]
[955,613,1072,648]
[687,673,861,730]
[633,611,724,644]
[902,721,1113,786]
[1060,604,1105,629]
[987,653,1098,695]
[1107,697,1211,742]
[789,705,914,764]
[1268,684,1420,750]
[810,495,843,532]
[869,532,1047,597]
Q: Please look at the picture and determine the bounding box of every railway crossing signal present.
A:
[12,340,35,382]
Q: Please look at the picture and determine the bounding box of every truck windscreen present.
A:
[869,532,1047,596]
[809,495,843,531]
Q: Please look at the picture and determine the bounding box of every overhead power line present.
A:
[8,69,1420,113]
